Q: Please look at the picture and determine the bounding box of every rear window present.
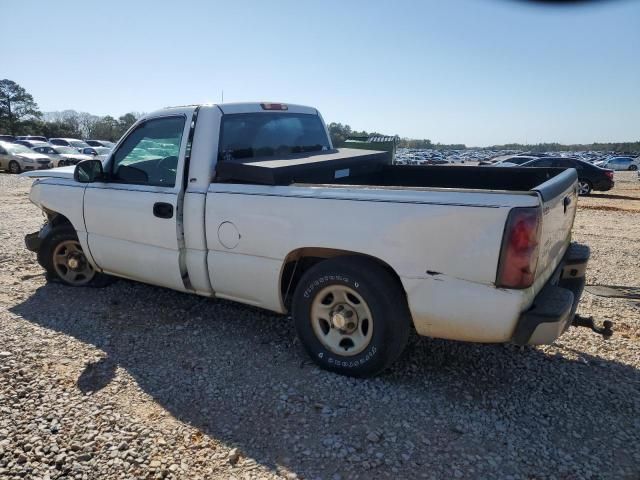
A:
[218,113,330,162]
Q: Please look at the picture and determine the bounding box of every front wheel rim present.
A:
[578,181,590,195]
[52,240,95,285]
[310,285,373,357]
[9,162,19,173]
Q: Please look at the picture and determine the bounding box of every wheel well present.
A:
[279,248,406,310]
[44,211,74,229]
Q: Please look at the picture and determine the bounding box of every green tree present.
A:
[0,79,42,135]
[116,113,138,138]
[91,116,119,141]
[327,122,353,147]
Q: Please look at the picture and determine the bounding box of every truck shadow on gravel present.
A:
[11,280,640,479]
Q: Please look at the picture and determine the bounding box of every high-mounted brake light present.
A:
[496,207,541,289]
[261,103,288,111]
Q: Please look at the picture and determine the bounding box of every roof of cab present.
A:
[150,102,318,117]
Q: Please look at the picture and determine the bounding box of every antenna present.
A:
[221,90,224,103]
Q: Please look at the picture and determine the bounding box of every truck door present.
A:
[83,114,191,291]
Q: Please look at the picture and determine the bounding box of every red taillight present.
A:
[496,207,541,289]
[261,103,288,111]
[604,170,614,180]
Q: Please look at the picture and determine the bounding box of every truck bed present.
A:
[330,164,567,194]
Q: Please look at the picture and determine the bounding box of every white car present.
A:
[0,141,51,173]
[31,145,93,167]
[22,102,598,377]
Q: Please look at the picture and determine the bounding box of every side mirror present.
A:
[74,159,104,183]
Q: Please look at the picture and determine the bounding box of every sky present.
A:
[3,0,639,146]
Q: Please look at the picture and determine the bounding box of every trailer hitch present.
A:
[573,315,614,339]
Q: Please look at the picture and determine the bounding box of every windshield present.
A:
[218,113,330,161]
[70,140,90,148]
[56,146,79,154]
[6,144,33,154]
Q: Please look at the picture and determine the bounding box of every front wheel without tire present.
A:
[292,257,411,377]
[37,226,113,287]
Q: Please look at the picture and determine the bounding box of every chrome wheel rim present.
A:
[578,181,590,195]
[310,285,373,356]
[52,240,95,285]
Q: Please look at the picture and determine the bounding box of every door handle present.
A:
[153,202,174,219]
[563,196,571,213]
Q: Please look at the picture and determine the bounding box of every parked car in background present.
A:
[0,141,51,173]
[478,155,537,166]
[595,157,639,171]
[16,135,48,142]
[49,138,91,152]
[31,145,92,167]
[15,139,50,149]
[519,157,614,195]
[85,139,116,148]
[81,146,111,161]
[0,135,16,142]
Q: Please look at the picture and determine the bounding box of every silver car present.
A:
[596,157,639,171]
[48,137,92,152]
[31,145,93,167]
[0,141,52,173]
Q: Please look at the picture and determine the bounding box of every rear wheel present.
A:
[292,256,411,377]
[629,164,638,171]
[8,161,21,174]
[38,226,113,287]
[58,160,66,167]
[577,179,592,196]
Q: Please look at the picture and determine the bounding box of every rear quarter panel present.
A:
[205,184,540,315]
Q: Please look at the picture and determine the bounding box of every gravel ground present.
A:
[0,172,639,480]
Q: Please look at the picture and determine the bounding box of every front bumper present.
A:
[25,223,53,253]
[512,242,589,345]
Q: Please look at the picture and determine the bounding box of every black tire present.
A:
[292,256,411,377]
[577,179,592,196]
[37,225,114,287]
[58,160,66,167]
[629,165,637,171]
[8,161,21,174]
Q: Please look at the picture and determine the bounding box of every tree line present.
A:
[327,123,465,150]
[0,79,139,141]
[485,142,640,154]
[3,78,638,152]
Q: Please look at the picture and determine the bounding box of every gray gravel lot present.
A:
[1,173,639,480]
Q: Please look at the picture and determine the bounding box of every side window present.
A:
[555,159,578,169]
[110,116,185,187]
[532,159,553,167]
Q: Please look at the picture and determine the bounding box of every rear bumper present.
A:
[512,242,589,345]
[594,179,614,191]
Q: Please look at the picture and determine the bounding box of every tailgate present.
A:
[533,168,579,286]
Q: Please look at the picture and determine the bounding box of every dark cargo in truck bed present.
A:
[215,148,389,186]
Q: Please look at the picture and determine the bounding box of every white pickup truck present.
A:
[23,102,597,377]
